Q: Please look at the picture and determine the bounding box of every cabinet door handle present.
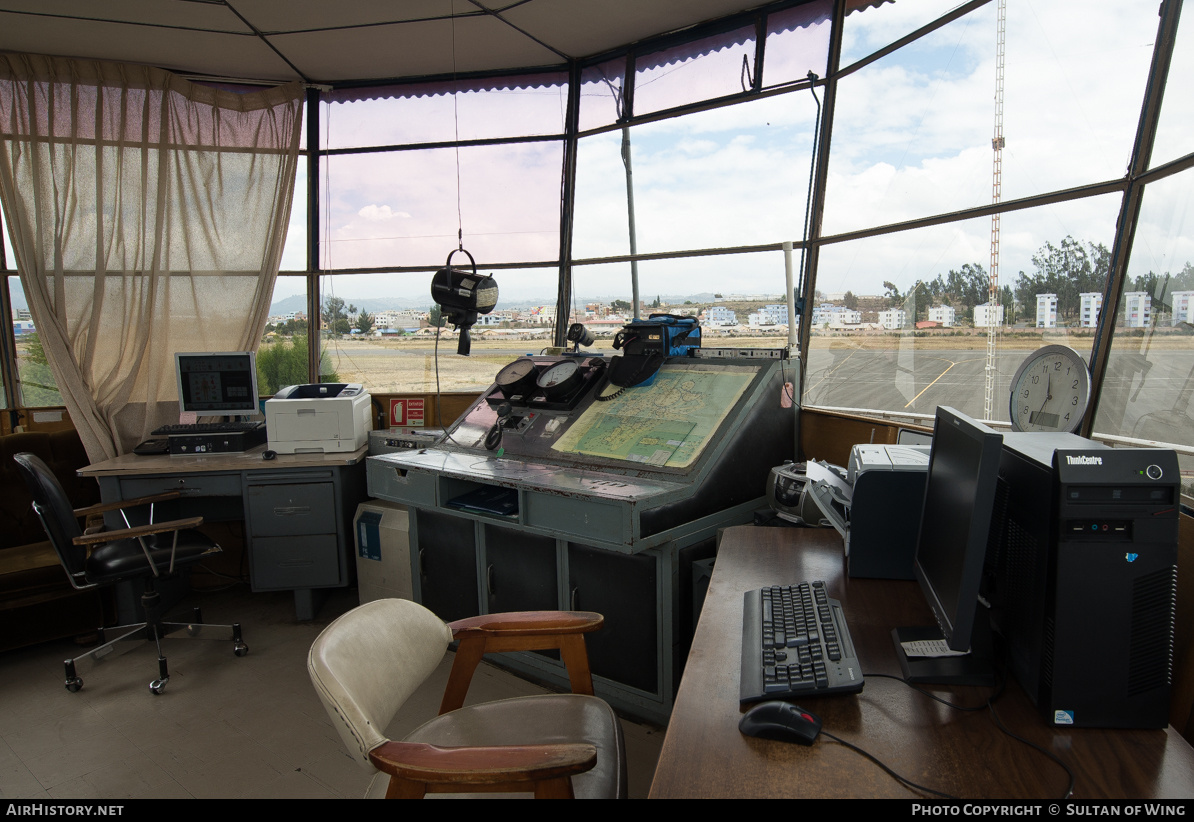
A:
[487,564,495,596]
[272,506,311,516]
[570,587,579,611]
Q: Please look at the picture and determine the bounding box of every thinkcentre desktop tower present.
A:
[985,433,1179,729]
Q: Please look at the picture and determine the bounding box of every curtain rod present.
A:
[177,73,331,92]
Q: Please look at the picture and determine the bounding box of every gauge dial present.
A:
[495,358,539,396]
[536,360,583,397]
[1009,345,1091,433]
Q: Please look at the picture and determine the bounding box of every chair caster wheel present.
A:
[234,643,249,657]
[149,678,168,695]
[65,677,83,692]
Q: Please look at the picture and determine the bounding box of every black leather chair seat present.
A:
[85,531,217,583]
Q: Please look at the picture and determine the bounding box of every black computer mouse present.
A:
[739,701,822,745]
[262,449,277,460]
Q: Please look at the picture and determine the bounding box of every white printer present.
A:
[265,383,372,454]
[808,443,931,579]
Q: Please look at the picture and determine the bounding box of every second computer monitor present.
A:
[175,352,260,418]
[893,406,1002,684]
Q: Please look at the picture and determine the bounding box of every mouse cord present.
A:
[819,730,958,800]
[863,669,1076,800]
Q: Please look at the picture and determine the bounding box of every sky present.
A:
[5,1,1189,312]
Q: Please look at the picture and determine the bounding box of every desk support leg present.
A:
[293,588,329,621]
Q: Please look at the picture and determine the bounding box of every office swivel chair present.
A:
[13,452,248,695]
[308,598,627,799]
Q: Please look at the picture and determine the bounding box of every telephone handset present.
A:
[599,314,702,400]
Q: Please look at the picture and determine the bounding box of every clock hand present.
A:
[1039,373,1052,414]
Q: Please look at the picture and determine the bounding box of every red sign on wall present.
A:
[390,397,426,427]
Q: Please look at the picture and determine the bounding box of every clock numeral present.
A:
[1071,396,1079,406]
[1072,379,1079,389]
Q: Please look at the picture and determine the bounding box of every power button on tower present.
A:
[1145,464,1163,480]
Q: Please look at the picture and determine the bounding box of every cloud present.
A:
[357,204,411,221]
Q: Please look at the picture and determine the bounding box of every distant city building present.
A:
[928,305,955,327]
[877,309,906,330]
[811,303,860,326]
[748,305,788,327]
[1171,291,1194,326]
[1123,291,1151,328]
[702,306,738,327]
[13,320,35,336]
[973,302,1004,328]
[1079,292,1102,328]
[1036,293,1058,328]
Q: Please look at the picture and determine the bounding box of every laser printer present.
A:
[808,443,931,579]
[265,383,372,454]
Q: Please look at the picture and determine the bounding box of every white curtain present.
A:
[0,54,303,461]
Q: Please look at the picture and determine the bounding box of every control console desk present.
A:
[367,353,795,723]
[79,446,368,620]
[649,526,1194,798]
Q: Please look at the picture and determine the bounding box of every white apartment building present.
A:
[928,305,955,327]
[1079,292,1103,327]
[748,305,788,327]
[1123,291,1151,328]
[1036,293,1058,328]
[703,306,738,326]
[811,304,861,326]
[1171,291,1193,326]
[973,302,1004,328]
[877,309,906,330]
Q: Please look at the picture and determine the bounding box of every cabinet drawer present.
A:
[250,534,342,590]
[121,474,241,499]
[247,483,337,536]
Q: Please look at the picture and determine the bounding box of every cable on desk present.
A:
[863,671,1003,712]
[820,730,958,800]
[986,698,1075,801]
[863,667,1076,800]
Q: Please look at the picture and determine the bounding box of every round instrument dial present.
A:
[1008,345,1091,434]
[495,358,539,396]
[536,360,583,397]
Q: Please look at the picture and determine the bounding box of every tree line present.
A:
[881,236,1193,325]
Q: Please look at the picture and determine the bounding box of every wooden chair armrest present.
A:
[73,491,183,519]
[448,611,603,639]
[368,740,596,798]
[72,516,204,546]
[440,611,603,715]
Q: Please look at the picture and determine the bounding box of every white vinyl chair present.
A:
[308,598,627,798]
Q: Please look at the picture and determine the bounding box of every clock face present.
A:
[1009,345,1091,433]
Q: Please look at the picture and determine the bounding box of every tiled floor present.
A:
[0,584,665,799]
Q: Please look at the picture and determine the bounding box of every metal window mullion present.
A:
[555,61,582,348]
[1085,0,1183,436]
[798,0,846,401]
[306,87,321,383]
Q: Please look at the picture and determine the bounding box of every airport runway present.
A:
[802,346,1194,442]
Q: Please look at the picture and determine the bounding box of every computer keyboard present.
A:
[151,420,265,435]
[740,580,864,704]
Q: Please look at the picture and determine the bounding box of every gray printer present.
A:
[808,443,930,579]
[265,383,372,454]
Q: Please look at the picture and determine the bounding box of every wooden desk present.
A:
[649,526,1194,799]
[80,446,368,620]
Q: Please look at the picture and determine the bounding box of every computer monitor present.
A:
[892,406,1002,685]
[175,352,261,418]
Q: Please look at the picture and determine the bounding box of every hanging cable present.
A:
[797,71,822,305]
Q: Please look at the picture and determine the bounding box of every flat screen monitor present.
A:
[175,352,261,418]
[893,406,1002,684]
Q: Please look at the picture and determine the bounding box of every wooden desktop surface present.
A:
[79,445,369,476]
[649,526,1194,799]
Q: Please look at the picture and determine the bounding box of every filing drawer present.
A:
[247,482,337,536]
[250,534,342,590]
[121,473,241,499]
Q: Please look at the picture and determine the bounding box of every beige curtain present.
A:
[0,53,303,461]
